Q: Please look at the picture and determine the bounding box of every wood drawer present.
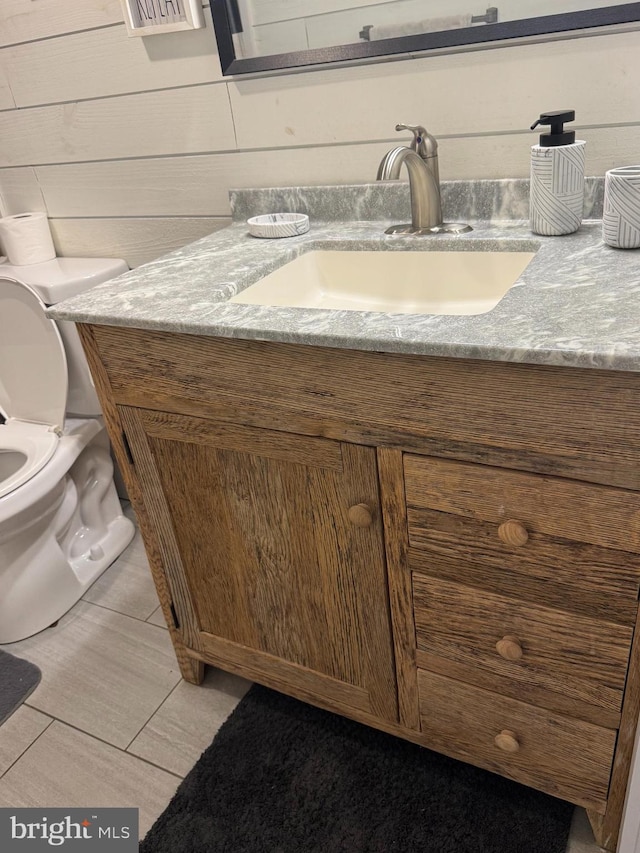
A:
[404,455,640,624]
[417,670,616,812]
[413,576,632,726]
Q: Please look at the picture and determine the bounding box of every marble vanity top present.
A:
[49,180,640,372]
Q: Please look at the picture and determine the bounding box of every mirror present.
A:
[211,1,640,75]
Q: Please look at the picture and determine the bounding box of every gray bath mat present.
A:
[0,649,42,726]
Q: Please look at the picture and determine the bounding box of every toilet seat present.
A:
[0,420,60,499]
[0,276,68,498]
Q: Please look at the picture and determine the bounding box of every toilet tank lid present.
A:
[0,257,128,305]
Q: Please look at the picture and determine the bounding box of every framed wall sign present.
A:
[121,0,205,37]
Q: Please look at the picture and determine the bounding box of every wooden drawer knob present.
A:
[494,730,520,754]
[496,635,523,661]
[498,519,529,547]
[348,503,373,527]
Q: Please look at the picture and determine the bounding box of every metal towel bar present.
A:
[359,7,498,41]
[472,6,499,24]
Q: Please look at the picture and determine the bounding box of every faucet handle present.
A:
[395,123,438,159]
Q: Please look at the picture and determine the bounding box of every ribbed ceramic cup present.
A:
[603,166,640,249]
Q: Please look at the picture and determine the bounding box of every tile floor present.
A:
[0,504,251,838]
[0,504,603,849]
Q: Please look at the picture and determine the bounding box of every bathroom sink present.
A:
[229,249,536,316]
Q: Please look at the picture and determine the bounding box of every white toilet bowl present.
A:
[0,420,134,643]
[0,259,135,643]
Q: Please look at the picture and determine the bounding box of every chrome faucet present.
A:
[377,124,471,235]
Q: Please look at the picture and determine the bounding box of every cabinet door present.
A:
[120,406,397,724]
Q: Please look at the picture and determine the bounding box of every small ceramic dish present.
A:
[247,213,309,239]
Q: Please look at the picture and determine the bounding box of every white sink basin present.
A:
[229,249,536,316]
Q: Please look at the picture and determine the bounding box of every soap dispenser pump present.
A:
[529,109,586,236]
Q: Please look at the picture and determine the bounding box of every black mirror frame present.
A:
[211,1,640,76]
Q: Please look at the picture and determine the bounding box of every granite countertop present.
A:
[49,180,640,372]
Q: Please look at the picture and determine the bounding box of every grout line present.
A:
[32,165,48,212]
[146,609,165,625]
[19,707,185,781]
[79,596,166,629]
[225,80,239,150]
[0,714,55,779]
[123,678,186,754]
[1,149,241,169]
[2,63,17,112]
[0,142,396,170]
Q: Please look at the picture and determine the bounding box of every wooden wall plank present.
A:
[2,7,221,107]
[2,95,636,184]
[25,125,638,220]
[0,167,46,216]
[49,217,230,267]
[0,84,235,167]
[32,147,392,217]
[0,59,15,110]
[228,31,640,148]
[0,0,125,47]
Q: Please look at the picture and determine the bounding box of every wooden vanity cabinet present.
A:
[79,323,640,853]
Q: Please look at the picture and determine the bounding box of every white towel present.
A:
[369,14,473,40]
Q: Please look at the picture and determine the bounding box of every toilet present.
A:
[0,257,136,643]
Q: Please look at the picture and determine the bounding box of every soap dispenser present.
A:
[529,110,586,236]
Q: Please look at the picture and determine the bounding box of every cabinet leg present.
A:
[171,637,205,684]
[586,809,614,852]
[177,650,205,685]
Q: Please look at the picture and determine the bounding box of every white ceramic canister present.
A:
[603,166,640,249]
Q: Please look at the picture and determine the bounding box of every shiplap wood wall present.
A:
[0,0,638,267]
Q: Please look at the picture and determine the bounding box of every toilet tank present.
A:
[0,257,128,417]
